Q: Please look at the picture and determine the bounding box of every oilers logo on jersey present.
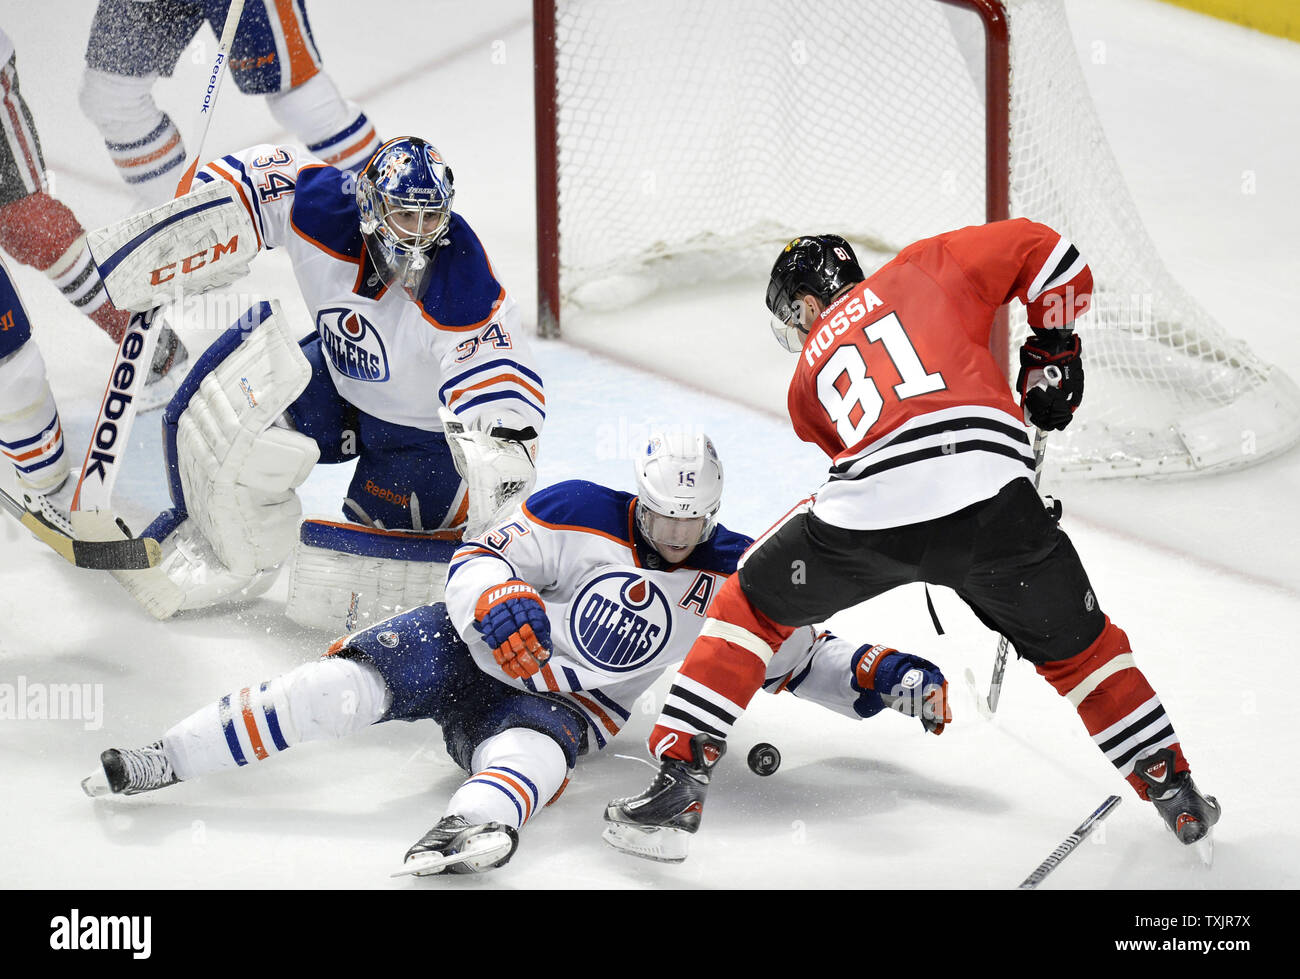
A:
[317,307,390,382]
[569,570,674,673]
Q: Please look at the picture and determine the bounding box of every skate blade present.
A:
[390,832,514,878]
[1189,832,1214,868]
[137,371,185,414]
[601,822,691,863]
[81,769,112,798]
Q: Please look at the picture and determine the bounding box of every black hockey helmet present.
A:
[765,234,866,329]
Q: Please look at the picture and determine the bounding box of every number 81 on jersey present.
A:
[815,311,946,446]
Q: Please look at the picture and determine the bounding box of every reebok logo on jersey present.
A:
[362,480,408,507]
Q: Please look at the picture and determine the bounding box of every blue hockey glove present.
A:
[854,645,951,735]
[474,579,551,679]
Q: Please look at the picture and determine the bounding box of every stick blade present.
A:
[70,536,162,571]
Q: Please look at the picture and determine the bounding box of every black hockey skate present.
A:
[1137,748,1221,857]
[81,742,180,797]
[139,324,189,413]
[602,734,726,863]
[395,816,519,877]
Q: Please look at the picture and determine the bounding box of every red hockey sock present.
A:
[1036,617,1189,800]
[0,191,83,269]
[0,192,129,342]
[649,573,794,762]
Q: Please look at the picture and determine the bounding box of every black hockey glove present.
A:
[1017,330,1084,431]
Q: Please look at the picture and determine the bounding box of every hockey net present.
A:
[535,0,1300,478]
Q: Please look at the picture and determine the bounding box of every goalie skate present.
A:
[392,816,518,877]
[137,324,190,414]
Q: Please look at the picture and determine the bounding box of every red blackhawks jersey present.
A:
[791,219,1092,529]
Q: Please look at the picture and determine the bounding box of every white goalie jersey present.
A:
[444,479,894,751]
[193,144,544,436]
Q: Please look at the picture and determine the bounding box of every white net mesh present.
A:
[550,0,1300,477]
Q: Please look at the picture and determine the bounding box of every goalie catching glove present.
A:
[1017,329,1083,431]
[854,645,952,734]
[439,407,538,539]
[474,579,552,679]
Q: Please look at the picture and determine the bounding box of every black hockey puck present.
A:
[747,742,781,776]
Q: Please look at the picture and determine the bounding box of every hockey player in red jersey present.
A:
[604,220,1220,862]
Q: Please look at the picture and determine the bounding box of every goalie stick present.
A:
[1,484,160,571]
[70,0,248,546]
[1018,795,1121,889]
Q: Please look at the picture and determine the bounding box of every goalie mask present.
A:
[634,431,724,563]
[766,234,865,352]
[357,136,455,298]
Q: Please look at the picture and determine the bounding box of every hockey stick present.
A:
[2,484,160,571]
[172,0,248,199]
[70,0,248,543]
[967,364,1062,717]
[1017,795,1121,889]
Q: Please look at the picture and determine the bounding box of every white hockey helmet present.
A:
[634,431,724,562]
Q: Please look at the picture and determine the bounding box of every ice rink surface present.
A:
[1,0,1297,907]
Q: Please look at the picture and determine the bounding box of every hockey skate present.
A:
[1137,748,1221,865]
[81,742,180,797]
[138,324,189,413]
[393,816,519,877]
[602,734,725,863]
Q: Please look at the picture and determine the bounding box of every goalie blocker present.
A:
[87,179,257,313]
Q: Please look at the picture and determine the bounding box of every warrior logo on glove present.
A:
[474,579,552,679]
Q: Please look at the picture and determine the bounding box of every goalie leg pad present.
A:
[284,518,458,632]
[113,516,280,621]
[169,301,317,576]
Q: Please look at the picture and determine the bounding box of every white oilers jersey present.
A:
[194,144,544,434]
[444,480,888,752]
